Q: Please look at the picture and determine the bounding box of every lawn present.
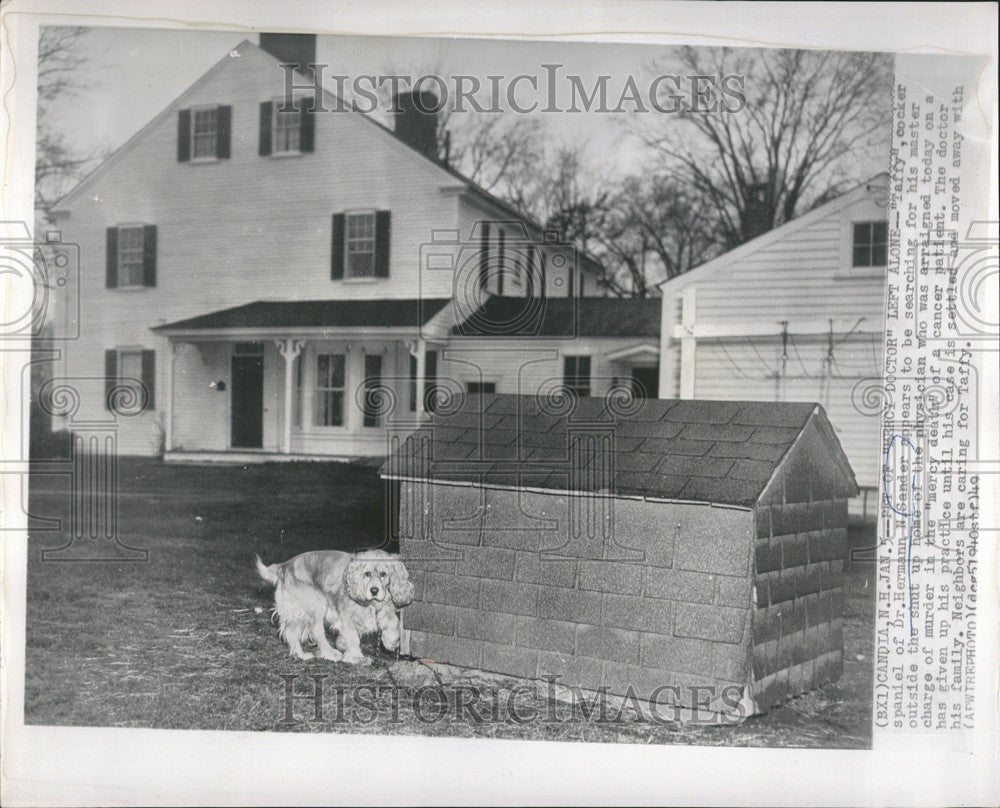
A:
[24,459,874,746]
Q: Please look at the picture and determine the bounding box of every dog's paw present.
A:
[319,649,343,662]
[342,652,369,665]
[293,650,315,661]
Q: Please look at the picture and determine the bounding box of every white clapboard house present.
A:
[657,176,889,516]
[49,34,661,461]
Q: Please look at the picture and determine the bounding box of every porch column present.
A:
[276,339,305,454]
[406,339,427,419]
[164,340,182,453]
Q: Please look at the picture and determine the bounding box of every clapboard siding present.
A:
[692,195,888,325]
[664,182,889,492]
[693,335,882,488]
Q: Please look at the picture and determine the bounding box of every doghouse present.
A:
[380,393,857,716]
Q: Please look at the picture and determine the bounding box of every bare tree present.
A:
[640,47,891,248]
[36,27,103,221]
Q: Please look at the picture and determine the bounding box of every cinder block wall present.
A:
[750,475,848,710]
[399,479,758,712]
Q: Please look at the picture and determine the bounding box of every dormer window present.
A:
[852,221,887,267]
[259,98,315,156]
[177,105,231,162]
[192,108,219,158]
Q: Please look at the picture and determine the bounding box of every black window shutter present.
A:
[106,227,118,288]
[105,349,117,410]
[216,105,232,159]
[259,101,272,156]
[363,354,382,427]
[299,105,315,152]
[142,225,157,287]
[526,244,535,297]
[374,211,391,278]
[497,229,506,296]
[424,350,438,413]
[141,350,156,411]
[177,109,191,162]
[331,214,346,279]
[479,222,490,292]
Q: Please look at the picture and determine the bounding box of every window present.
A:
[117,226,146,287]
[853,221,888,267]
[292,353,303,427]
[314,354,346,426]
[105,348,155,412]
[563,355,591,398]
[409,354,417,412]
[346,213,376,277]
[362,354,383,427]
[273,102,301,154]
[466,382,496,394]
[191,107,219,159]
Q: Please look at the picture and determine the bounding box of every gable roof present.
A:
[658,174,889,293]
[452,297,661,338]
[380,393,858,508]
[152,298,451,334]
[50,40,602,278]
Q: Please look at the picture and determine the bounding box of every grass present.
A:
[25,458,874,746]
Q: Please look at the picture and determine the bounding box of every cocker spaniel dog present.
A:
[255,549,414,664]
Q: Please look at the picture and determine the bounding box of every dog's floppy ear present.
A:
[344,559,369,604]
[387,557,414,608]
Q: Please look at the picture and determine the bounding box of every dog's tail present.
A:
[254,554,281,586]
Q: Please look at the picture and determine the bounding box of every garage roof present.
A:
[380,393,858,508]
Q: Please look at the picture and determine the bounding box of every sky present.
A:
[44,26,890,201]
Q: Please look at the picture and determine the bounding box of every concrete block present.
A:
[674,602,748,644]
[782,598,807,634]
[576,625,640,665]
[455,607,515,644]
[409,630,427,659]
[751,639,778,680]
[754,604,782,644]
[767,569,795,605]
[514,552,577,588]
[778,533,809,568]
[755,575,770,609]
[640,633,715,675]
[536,651,603,692]
[398,481,433,540]
[644,567,716,604]
[605,499,675,567]
[713,642,749,683]
[717,575,752,608]
[482,487,552,551]
[481,642,538,680]
[579,560,644,593]
[756,506,772,539]
[454,546,515,580]
[479,578,538,617]
[422,633,483,668]
[514,616,577,654]
[603,594,672,635]
[408,570,481,608]
[539,587,603,625]
[755,537,778,575]
[405,601,456,636]
[432,484,484,543]
[672,505,753,577]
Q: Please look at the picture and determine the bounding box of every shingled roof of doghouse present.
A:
[380,394,858,508]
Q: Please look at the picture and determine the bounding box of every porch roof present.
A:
[152,298,452,335]
[451,297,661,338]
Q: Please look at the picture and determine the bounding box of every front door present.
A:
[631,365,659,399]
[231,347,264,448]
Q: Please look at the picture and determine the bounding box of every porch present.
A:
[152,299,454,460]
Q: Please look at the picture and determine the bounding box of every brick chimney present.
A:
[741,182,773,242]
[392,90,440,161]
[259,33,316,78]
